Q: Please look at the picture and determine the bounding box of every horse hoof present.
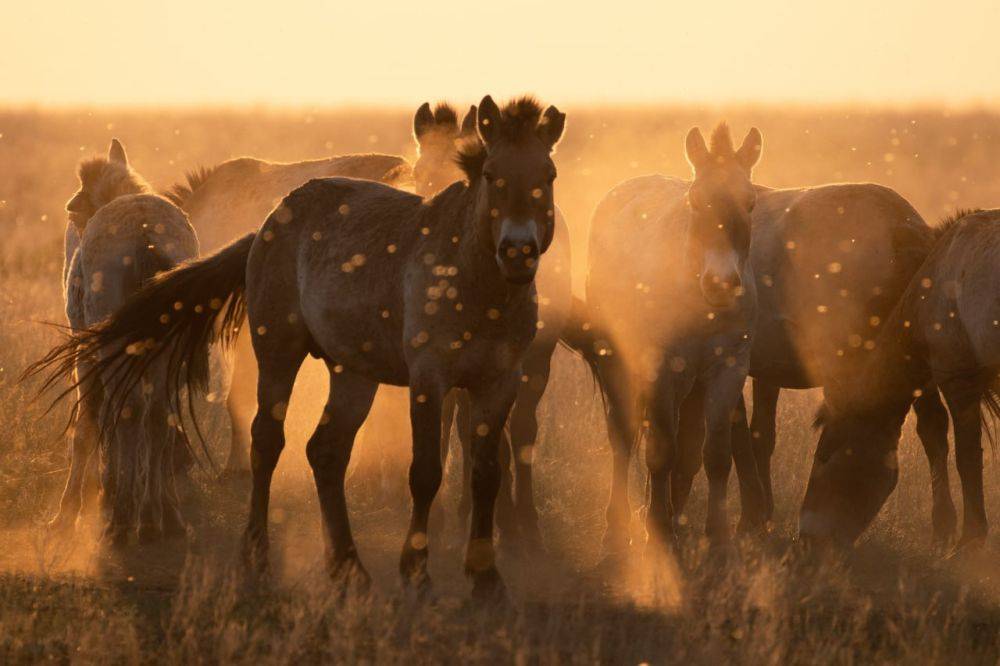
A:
[470,567,507,605]
[946,536,986,561]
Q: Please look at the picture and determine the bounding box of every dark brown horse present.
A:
[800,209,1000,549]
[34,96,566,596]
[583,124,765,555]
[412,102,573,552]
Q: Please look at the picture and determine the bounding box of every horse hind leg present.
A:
[242,332,308,575]
[306,365,377,586]
[99,387,146,547]
[223,327,256,476]
[940,377,988,550]
[50,368,102,532]
[913,386,957,548]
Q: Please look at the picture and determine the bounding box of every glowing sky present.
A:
[2,0,998,106]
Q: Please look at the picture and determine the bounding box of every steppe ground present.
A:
[2,105,1000,663]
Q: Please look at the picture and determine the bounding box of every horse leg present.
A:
[400,378,446,589]
[913,387,957,548]
[506,344,554,554]
[465,374,519,598]
[224,327,255,475]
[749,379,779,522]
[50,364,102,531]
[100,387,145,547]
[455,390,474,532]
[241,338,307,574]
[669,384,704,531]
[732,393,768,533]
[940,378,987,548]
[306,365,377,584]
[434,389,457,534]
[646,366,693,558]
[701,364,748,547]
[598,353,638,558]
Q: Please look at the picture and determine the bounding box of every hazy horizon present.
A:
[3,0,998,107]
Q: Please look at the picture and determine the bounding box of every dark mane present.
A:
[454,97,545,182]
[78,157,150,193]
[432,103,458,128]
[934,208,982,240]
[709,122,735,156]
[163,165,219,210]
[456,138,486,182]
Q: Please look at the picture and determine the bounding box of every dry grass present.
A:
[1,105,1000,663]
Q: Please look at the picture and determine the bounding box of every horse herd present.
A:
[24,96,1000,598]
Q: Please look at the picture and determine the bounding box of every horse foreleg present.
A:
[701,363,749,547]
[913,386,957,548]
[669,384,704,531]
[465,374,519,599]
[732,393,768,534]
[400,379,445,590]
[749,379,780,522]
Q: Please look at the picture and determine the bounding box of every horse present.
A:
[800,209,1000,549]
[570,131,954,557]
[412,101,573,552]
[29,139,199,544]
[583,123,765,556]
[33,96,566,596]
[165,147,412,474]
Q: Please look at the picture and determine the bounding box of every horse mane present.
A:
[455,96,545,181]
[78,157,150,195]
[709,122,735,156]
[934,208,982,240]
[163,165,219,210]
[432,103,458,128]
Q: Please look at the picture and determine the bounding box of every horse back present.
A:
[750,183,930,387]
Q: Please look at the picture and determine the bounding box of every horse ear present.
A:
[735,127,763,172]
[108,138,128,166]
[460,105,477,137]
[477,95,501,146]
[537,105,566,150]
[413,103,435,143]
[685,128,709,171]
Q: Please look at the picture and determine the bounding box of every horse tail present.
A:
[982,371,1000,450]
[23,232,256,462]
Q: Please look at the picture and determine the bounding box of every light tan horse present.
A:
[165,149,412,474]
[33,139,199,543]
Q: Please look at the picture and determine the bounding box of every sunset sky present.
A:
[2,0,998,107]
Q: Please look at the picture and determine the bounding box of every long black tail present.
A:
[23,232,256,458]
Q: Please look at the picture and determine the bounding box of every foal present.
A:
[38,97,565,595]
